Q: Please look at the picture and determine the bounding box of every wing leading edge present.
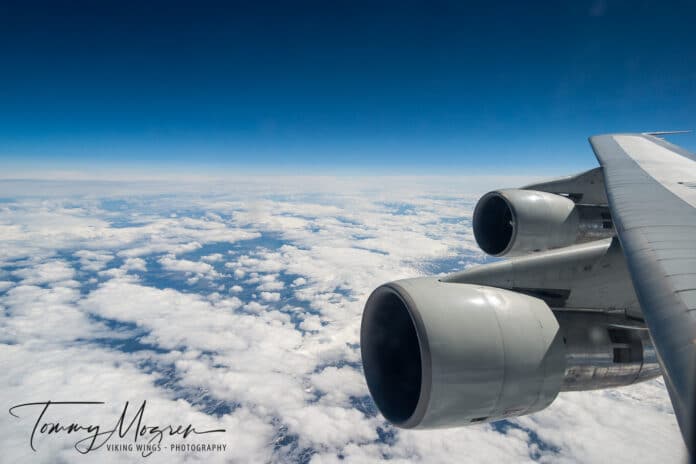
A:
[590,133,696,454]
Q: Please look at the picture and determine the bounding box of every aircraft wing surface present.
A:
[590,133,696,453]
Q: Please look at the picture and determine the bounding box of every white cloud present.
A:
[259,291,281,302]
[1,284,96,344]
[257,274,285,291]
[284,405,377,450]
[299,314,323,332]
[122,257,147,272]
[310,366,366,406]
[243,301,268,314]
[201,253,224,262]
[74,249,114,271]
[159,255,218,277]
[233,268,246,278]
[12,260,75,285]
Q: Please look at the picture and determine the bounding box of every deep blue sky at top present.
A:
[1,1,695,174]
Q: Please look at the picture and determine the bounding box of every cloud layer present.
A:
[0,178,685,463]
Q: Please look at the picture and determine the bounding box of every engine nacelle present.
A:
[360,277,660,429]
[473,189,613,257]
[360,278,566,428]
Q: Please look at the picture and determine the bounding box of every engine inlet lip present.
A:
[473,191,518,257]
[360,283,432,428]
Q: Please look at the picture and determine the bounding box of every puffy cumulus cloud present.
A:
[299,314,323,332]
[284,405,378,450]
[310,367,366,406]
[0,177,685,463]
[122,257,147,272]
[12,260,76,286]
[201,253,223,262]
[232,268,246,279]
[243,300,268,314]
[257,274,285,291]
[260,291,281,302]
[74,249,114,271]
[158,255,219,278]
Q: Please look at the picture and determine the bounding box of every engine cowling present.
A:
[361,277,661,429]
[360,278,566,428]
[473,189,613,257]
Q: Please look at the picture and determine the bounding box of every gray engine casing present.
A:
[360,277,566,428]
[473,189,613,257]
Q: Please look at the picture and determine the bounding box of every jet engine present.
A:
[361,276,658,428]
[361,278,565,428]
[473,189,613,256]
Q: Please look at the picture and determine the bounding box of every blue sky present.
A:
[1,1,695,175]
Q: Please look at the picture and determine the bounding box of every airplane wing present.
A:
[589,133,696,453]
